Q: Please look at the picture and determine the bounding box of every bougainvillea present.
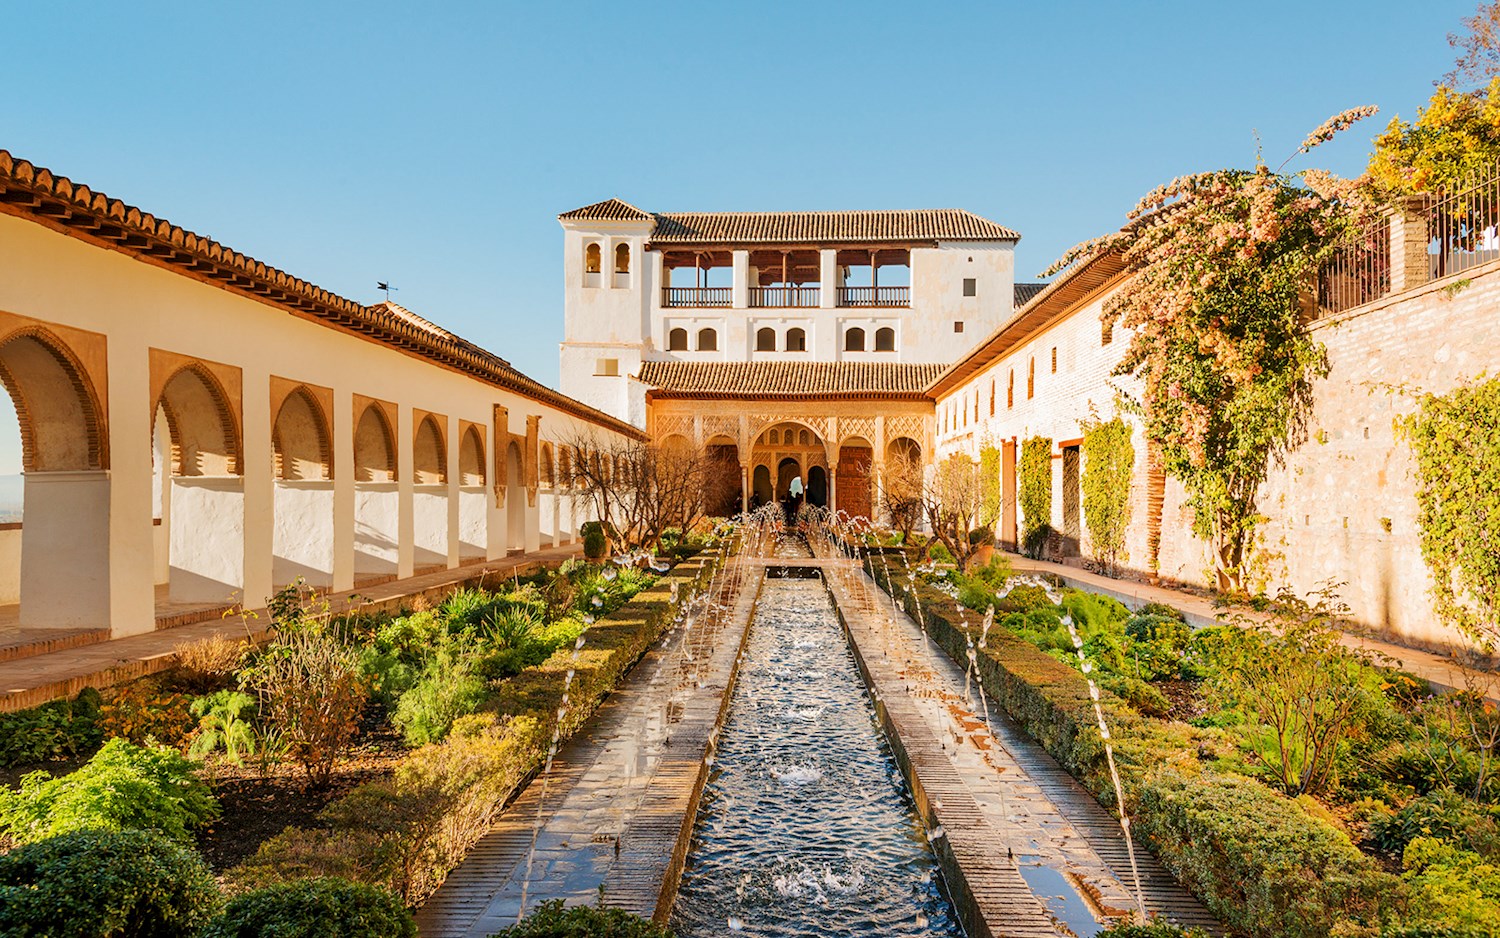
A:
[1399,376,1500,648]
[1047,109,1380,593]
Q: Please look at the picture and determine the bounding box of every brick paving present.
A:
[1006,553,1500,702]
[0,545,582,713]
[416,555,758,936]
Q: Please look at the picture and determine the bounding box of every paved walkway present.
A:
[824,552,1227,937]
[1007,554,1500,702]
[416,555,759,936]
[0,545,582,712]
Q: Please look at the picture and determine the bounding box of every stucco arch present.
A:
[0,327,107,472]
[459,424,486,486]
[272,387,331,481]
[353,402,396,482]
[539,441,555,488]
[413,414,447,484]
[154,363,240,476]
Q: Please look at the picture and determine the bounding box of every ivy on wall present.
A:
[979,443,1002,533]
[1082,416,1136,575]
[1399,376,1500,648]
[1019,436,1053,558]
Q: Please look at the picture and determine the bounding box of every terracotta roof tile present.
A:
[558,198,653,221]
[638,361,944,399]
[0,149,641,438]
[648,209,1018,244]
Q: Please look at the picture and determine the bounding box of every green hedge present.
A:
[864,556,1399,938]
[230,553,718,905]
[203,877,415,937]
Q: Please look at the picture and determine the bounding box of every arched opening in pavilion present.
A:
[271,386,333,588]
[458,424,487,561]
[412,414,448,571]
[751,464,772,509]
[352,401,398,584]
[806,464,828,508]
[749,421,828,517]
[153,363,244,604]
[703,435,741,516]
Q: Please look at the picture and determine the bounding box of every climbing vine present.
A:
[979,442,1002,531]
[1047,107,1380,594]
[1399,376,1500,648]
[1019,436,1052,558]
[1081,415,1135,576]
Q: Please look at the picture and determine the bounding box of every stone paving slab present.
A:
[416,556,759,937]
[1005,554,1499,701]
[0,545,582,712]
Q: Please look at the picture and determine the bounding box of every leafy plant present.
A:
[1370,77,1500,197]
[1082,414,1136,575]
[188,690,258,766]
[1399,376,1500,648]
[1019,435,1053,557]
[393,647,489,747]
[0,738,218,844]
[97,683,195,748]
[491,899,673,937]
[239,620,368,786]
[1097,921,1210,938]
[1399,835,1500,935]
[1371,788,1500,857]
[0,829,222,938]
[0,688,102,767]
[202,877,415,938]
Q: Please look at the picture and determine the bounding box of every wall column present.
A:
[1390,198,1431,293]
[98,342,154,635]
[331,387,355,591]
[828,466,838,516]
[732,250,750,309]
[446,414,461,568]
[740,464,750,514]
[819,248,837,309]
[241,369,274,610]
[396,406,415,579]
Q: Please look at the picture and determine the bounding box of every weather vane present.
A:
[377,281,398,302]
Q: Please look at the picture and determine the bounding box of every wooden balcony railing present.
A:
[662,286,732,308]
[749,285,820,307]
[837,285,910,307]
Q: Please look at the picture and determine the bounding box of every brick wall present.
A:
[935,261,1500,654]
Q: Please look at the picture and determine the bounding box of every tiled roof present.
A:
[0,149,642,438]
[649,209,1018,244]
[638,361,945,399]
[1014,282,1047,306]
[558,198,653,221]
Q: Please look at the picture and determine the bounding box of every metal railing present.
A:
[1317,216,1391,318]
[1426,161,1500,279]
[750,285,820,307]
[837,285,910,307]
[662,286,732,308]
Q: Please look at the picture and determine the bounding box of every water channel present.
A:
[671,540,965,937]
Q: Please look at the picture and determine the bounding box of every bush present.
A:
[491,899,671,937]
[1371,788,1500,858]
[203,877,415,938]
[172,635,247,694]
[968,526,993,546]
[0,738,218,844]
[240,621,369,786]
[1398,836,1500,935]
[1022,522,1052,560]
[0,688,102,767]
[98,682,195,748]
[393,647,489,747]
[0,829,221,938]
[1097,921,1210,938]
[189,690,258,766]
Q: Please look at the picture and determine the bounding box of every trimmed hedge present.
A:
[865,556,1399,938]
[230,553,718,905]
[203,877,415,937]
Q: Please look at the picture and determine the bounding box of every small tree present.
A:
[1018,436,1053,558]
[880,443,925,543]
[921,454,985,568]
[564,432,714,553]
[1081,415,1135,576]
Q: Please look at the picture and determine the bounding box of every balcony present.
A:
[662,286,732,308]
[749,285,820,308]
[837,285,909,307]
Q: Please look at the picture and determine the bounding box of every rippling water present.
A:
[670,570,964,938]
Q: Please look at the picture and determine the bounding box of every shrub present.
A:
[491,899,672,937]
[1124,614,1194,681]
[98,682,195,747]
[968,526,993,546]
[1398,836,1500,935]
[1097,921,1210,938]
[393,647,489,747]
[1021,522,1052,560]
[202,877,415,938]
[0,738,218,844]
[172,634,247,694]
[240,621,368,786]
[1371,788,1500,858]
[0,829,221,938]
[0,688,102,767]
[1082,415,1136,574]
[189,690,258,766]
[1019,435,1053,555]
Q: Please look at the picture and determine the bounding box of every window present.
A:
[989,380,995,415]
[697,328,718,351]
[768,429,780,444]
[756,327,777,351]
[1007,370,1014,408]
[614,242,630,274]
[874,327,895,351]
[1102,320,1113,345]
[584,242,601,274]
[668,327,688,351]
[1051,347,1058,373]
[844,327,866,352]
[799,429,809,445]
[962,278,977,297]
[1027,358,1035,399]
[787,327,807,352]
[596,358,619,376]
[954,321,964,333]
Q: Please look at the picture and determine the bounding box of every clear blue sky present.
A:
[0,1,1478,474]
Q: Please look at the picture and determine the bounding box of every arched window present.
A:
[798,429,809,445]
[756,327,776,351]
[1007,370,1015,408]
[844,327,866,352]
[874,327,895,351]
[1027,358,1035,399]
[668,327,688,351]
[584,242,601,274]
[786,327,807,352]
[697,328,718,351]
[614,243,630,274]
[768,429,780,444]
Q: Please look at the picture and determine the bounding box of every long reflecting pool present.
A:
[671,562,964,937]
